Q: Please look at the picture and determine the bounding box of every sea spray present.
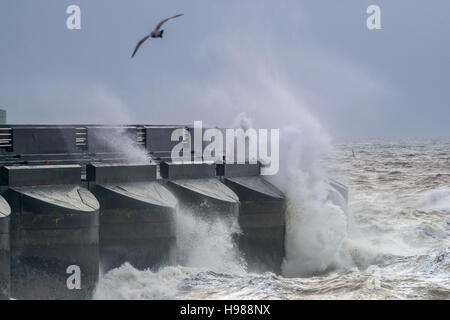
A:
[270,125,348,277]
[229,109,349,276]
[224,78,350,277]
[93,207,247,300]
[175,207,246,274]
[92,127,152,163]
[78,85,153,163]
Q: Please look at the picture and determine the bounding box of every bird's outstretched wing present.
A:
[131,34,151,58]
[155,13,183,31]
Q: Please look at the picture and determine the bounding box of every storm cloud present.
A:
[0,0,449,140]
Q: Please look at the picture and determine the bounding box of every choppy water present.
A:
[94,140,450,300]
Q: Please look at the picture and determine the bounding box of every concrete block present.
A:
[90,181,177,271]
[216,162,260,177]
[160,162,216,180]
[7,185,99,299]
[0,165,81,187]
[86,163,157,184]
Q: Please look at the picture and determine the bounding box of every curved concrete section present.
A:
[167,178,240,216]
[90,181,178,271]
[0,196,10,300]
[224,176,286,274]
[6,185,99,299]
[166,178,241,267]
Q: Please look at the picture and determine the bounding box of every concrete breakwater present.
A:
[0,195,10,300]
[0,125,347,299]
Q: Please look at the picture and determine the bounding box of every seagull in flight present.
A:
[131,14,184,58]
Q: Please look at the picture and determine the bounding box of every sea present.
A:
[93,140,450,300]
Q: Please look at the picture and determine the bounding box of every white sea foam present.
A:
[175,208,246,274]
[93,263,192,300]
[417,188,450,213]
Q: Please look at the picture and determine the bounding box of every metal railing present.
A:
[75,127,87,151]
[0,127,12,152]
[136,126,146,146]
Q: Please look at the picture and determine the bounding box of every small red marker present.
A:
[44,160,49,165]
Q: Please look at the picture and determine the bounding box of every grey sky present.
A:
[0,0,449,140]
